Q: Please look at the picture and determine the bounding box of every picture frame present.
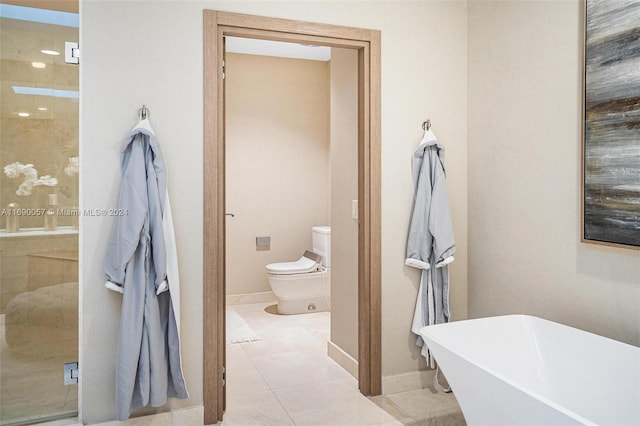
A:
[583,0,640,248]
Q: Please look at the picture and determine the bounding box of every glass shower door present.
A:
[0,3,79,424]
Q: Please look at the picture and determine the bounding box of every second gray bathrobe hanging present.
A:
[405,130,456,366]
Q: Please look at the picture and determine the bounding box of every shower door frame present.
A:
[203,10,381,425]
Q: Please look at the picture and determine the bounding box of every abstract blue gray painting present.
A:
[584,0,640,247]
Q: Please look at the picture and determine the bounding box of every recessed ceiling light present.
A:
[18,112,30,117]
[41,49,60,56]
[32,62,46,69]
[37,107,48,111]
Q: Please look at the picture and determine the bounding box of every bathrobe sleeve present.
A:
[427,150,455,267]
[104,137,148,293]
[144,140,169,295]
[405,148,434,270]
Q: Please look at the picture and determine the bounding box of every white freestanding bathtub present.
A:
[420,315,640,426]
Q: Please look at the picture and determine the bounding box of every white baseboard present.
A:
[226,291,277,306]
[382,369,436,395]
[327,340,358,380]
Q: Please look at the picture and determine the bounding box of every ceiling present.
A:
[225,36,331,62]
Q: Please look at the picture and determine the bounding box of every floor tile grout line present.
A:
[366,395,415,425]
[227,304,465,426]
[231,308,324,426]
[270,386,299,426]
[262,376,358,395]
[231,306,324,396]
[228,340,275,396]
[231,306,358,425]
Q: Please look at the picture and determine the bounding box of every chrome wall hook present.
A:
[139,105,149,121]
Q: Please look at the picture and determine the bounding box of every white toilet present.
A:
[266,226,331,315]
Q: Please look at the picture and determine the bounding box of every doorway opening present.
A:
[203,11,381,425]
[223,37,359,418]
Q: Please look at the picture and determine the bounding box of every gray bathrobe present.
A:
[405,136,455,366]
[104,124,188,420]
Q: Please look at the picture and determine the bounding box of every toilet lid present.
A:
[266,256,320,275]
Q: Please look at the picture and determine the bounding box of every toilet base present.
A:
[267,269,331,315]
[277,297,330,315]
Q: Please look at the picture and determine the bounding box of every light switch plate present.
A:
[256,236,271,251]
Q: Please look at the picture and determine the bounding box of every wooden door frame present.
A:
[203,10,381,425]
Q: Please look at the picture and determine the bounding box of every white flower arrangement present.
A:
[64,156,79,176]
[3,162,58,196]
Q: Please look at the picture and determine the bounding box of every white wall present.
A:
[80,1,640,421]
[81,1,468,422]
[468,1,640,346]
[379,1,468,378]
[80,2,205,422]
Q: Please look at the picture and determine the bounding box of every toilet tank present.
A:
[312,226,331,268]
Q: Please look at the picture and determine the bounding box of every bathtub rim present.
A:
[420,314,640,426]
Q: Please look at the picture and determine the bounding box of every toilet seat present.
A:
[266,255,321,275]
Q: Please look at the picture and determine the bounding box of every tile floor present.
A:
[222,302,466,426]
[25,302,467,426]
